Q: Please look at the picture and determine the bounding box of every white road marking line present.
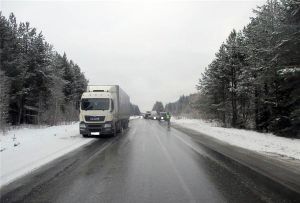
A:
[172,130,236,172]
[172,133,204,155]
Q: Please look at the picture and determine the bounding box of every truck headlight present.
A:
[104,123,112,128]
[80,123,86,128]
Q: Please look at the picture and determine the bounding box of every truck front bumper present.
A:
[80,122,114,135]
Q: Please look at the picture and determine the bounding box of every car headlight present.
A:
[79,123,86,128]
[154,117,156,119]
[161,117,163,119]
[104,123,112,128]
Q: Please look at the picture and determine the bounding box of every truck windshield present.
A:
[81,98,110,110]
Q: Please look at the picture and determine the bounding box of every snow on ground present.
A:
[0,122,95,188]
[173,118,300,160]
[130,116,142,120]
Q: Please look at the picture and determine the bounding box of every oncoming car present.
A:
[150,111,158,120]
[158,112,167,121]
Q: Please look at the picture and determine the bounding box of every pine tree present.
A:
[130,104,141,115]
[0,69,10,132]
[0,12,89,126]
[152,101,164,113]
[197,0,300,137]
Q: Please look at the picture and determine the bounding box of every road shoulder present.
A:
[0,123,96,188]
[172,124,300,195]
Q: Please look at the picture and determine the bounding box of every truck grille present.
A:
[85,116,105,122]
[86,123,104,132]
[86,124,103,128]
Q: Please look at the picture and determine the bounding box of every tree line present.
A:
[165,0,299,137]
[152,101,165,113]
[130,103,141,116]
[0,13,88,130]
[165,94,201,118]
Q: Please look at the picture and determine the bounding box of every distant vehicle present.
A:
[79,85,130,137]
[158,112,167,121]
[150,111,158,120]
[144,111,151,119]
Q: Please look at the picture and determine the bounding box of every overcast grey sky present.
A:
[2,0,265,111]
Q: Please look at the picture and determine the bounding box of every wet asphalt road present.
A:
[0,119,297,202]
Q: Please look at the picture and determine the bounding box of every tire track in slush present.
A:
[152,131,196,203]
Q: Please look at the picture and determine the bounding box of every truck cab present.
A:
[79,85,130,137]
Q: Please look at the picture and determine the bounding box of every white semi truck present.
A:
[79,85,131,137]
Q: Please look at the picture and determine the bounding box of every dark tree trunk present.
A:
[254,87,260,130]
[231,66,237,127]
[231,92,237,127]
[222,84,226,126]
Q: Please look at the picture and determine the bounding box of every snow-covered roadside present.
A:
[130,116,142,120]
[0,122,95,188]
[172,118,300,160]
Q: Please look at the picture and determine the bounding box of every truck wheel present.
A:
[124,120,129,129]
[113,122,117,137]
[117,121,121,133]
[119,126,124,135]
[122,121,127,129]
[113,127,117,137]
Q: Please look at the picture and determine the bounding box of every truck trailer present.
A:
[79,85,130,137]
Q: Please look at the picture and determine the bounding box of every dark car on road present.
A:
[158,112,168,121]
[144,111,151,119]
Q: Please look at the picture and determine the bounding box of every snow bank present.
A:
[0,122,95,187]
[173,118,300,160]
[130,116,142,120]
